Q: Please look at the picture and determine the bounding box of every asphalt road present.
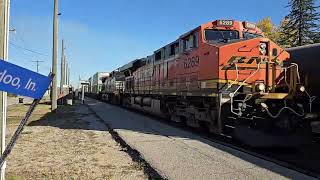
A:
[86,98,316,180]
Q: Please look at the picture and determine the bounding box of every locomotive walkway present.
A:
[85,98,316,180]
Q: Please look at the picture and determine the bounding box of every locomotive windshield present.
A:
[243,32,263,39]
[205,29,239,43]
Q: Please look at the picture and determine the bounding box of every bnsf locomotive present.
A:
[99,20,317,147]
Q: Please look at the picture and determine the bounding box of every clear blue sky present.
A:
[8,0,293,86]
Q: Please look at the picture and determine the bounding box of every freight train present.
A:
[287,43,320,110]
[95,20,317,147]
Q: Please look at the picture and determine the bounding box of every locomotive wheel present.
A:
[220,103,236,136]
[208,124,220,134]
[218,103,312,147]
[186,114,200,128]
[170,114,182,123]
[167,103,182,123]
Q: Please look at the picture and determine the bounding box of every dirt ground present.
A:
[5,102,147,180]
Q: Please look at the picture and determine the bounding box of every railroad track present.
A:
[205,134,320,179]
[91,96,320,179]
[166,120,320,179]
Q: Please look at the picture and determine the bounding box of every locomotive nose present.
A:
[218,38,290,90]
[220,38,288,65]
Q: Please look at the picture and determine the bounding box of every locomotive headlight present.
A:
[261,103,268,109]
[299,85,306,92]
[257,83,266,92]
[259,42,267,55]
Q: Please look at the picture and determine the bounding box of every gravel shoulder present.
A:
[5,102,146,180]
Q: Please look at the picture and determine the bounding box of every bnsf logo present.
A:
[223,56,274,70]
[227,56,264,64]
[184,56,200,69]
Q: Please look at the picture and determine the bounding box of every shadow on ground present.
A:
[28,98,320,179]
[28,102,107,131]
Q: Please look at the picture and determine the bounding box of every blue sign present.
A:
[0,60,51,99]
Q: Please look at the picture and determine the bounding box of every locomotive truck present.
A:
[98,20,317,147]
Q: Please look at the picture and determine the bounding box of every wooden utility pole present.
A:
[64,57,67,85]
[51,0,58,111]
[32,60,44,73]
[68,67,70,85]
[0,0,9,179]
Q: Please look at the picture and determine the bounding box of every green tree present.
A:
[280,0,320,47]
[278,17,294,48]
[256,17,280,43]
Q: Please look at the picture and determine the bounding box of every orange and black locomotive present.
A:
[100,20,316,147]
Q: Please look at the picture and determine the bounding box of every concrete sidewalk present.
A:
[85,97,316,180]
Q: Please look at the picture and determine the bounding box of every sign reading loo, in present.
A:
[0,60,51,99]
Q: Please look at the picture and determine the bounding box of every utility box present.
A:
[18,98,23,103]
[67,99,73,105]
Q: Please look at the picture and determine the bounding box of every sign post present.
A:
[0,0,10,179]
[81,85,85,104]
[0,60,52,170]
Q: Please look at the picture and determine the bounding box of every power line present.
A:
[9,42,49,56]
[10,43,50,65]
[10,45,35,60]
[12,30,27,47]
[9,40,51,73]
[10,44,45,68]
[10,26,41,58]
